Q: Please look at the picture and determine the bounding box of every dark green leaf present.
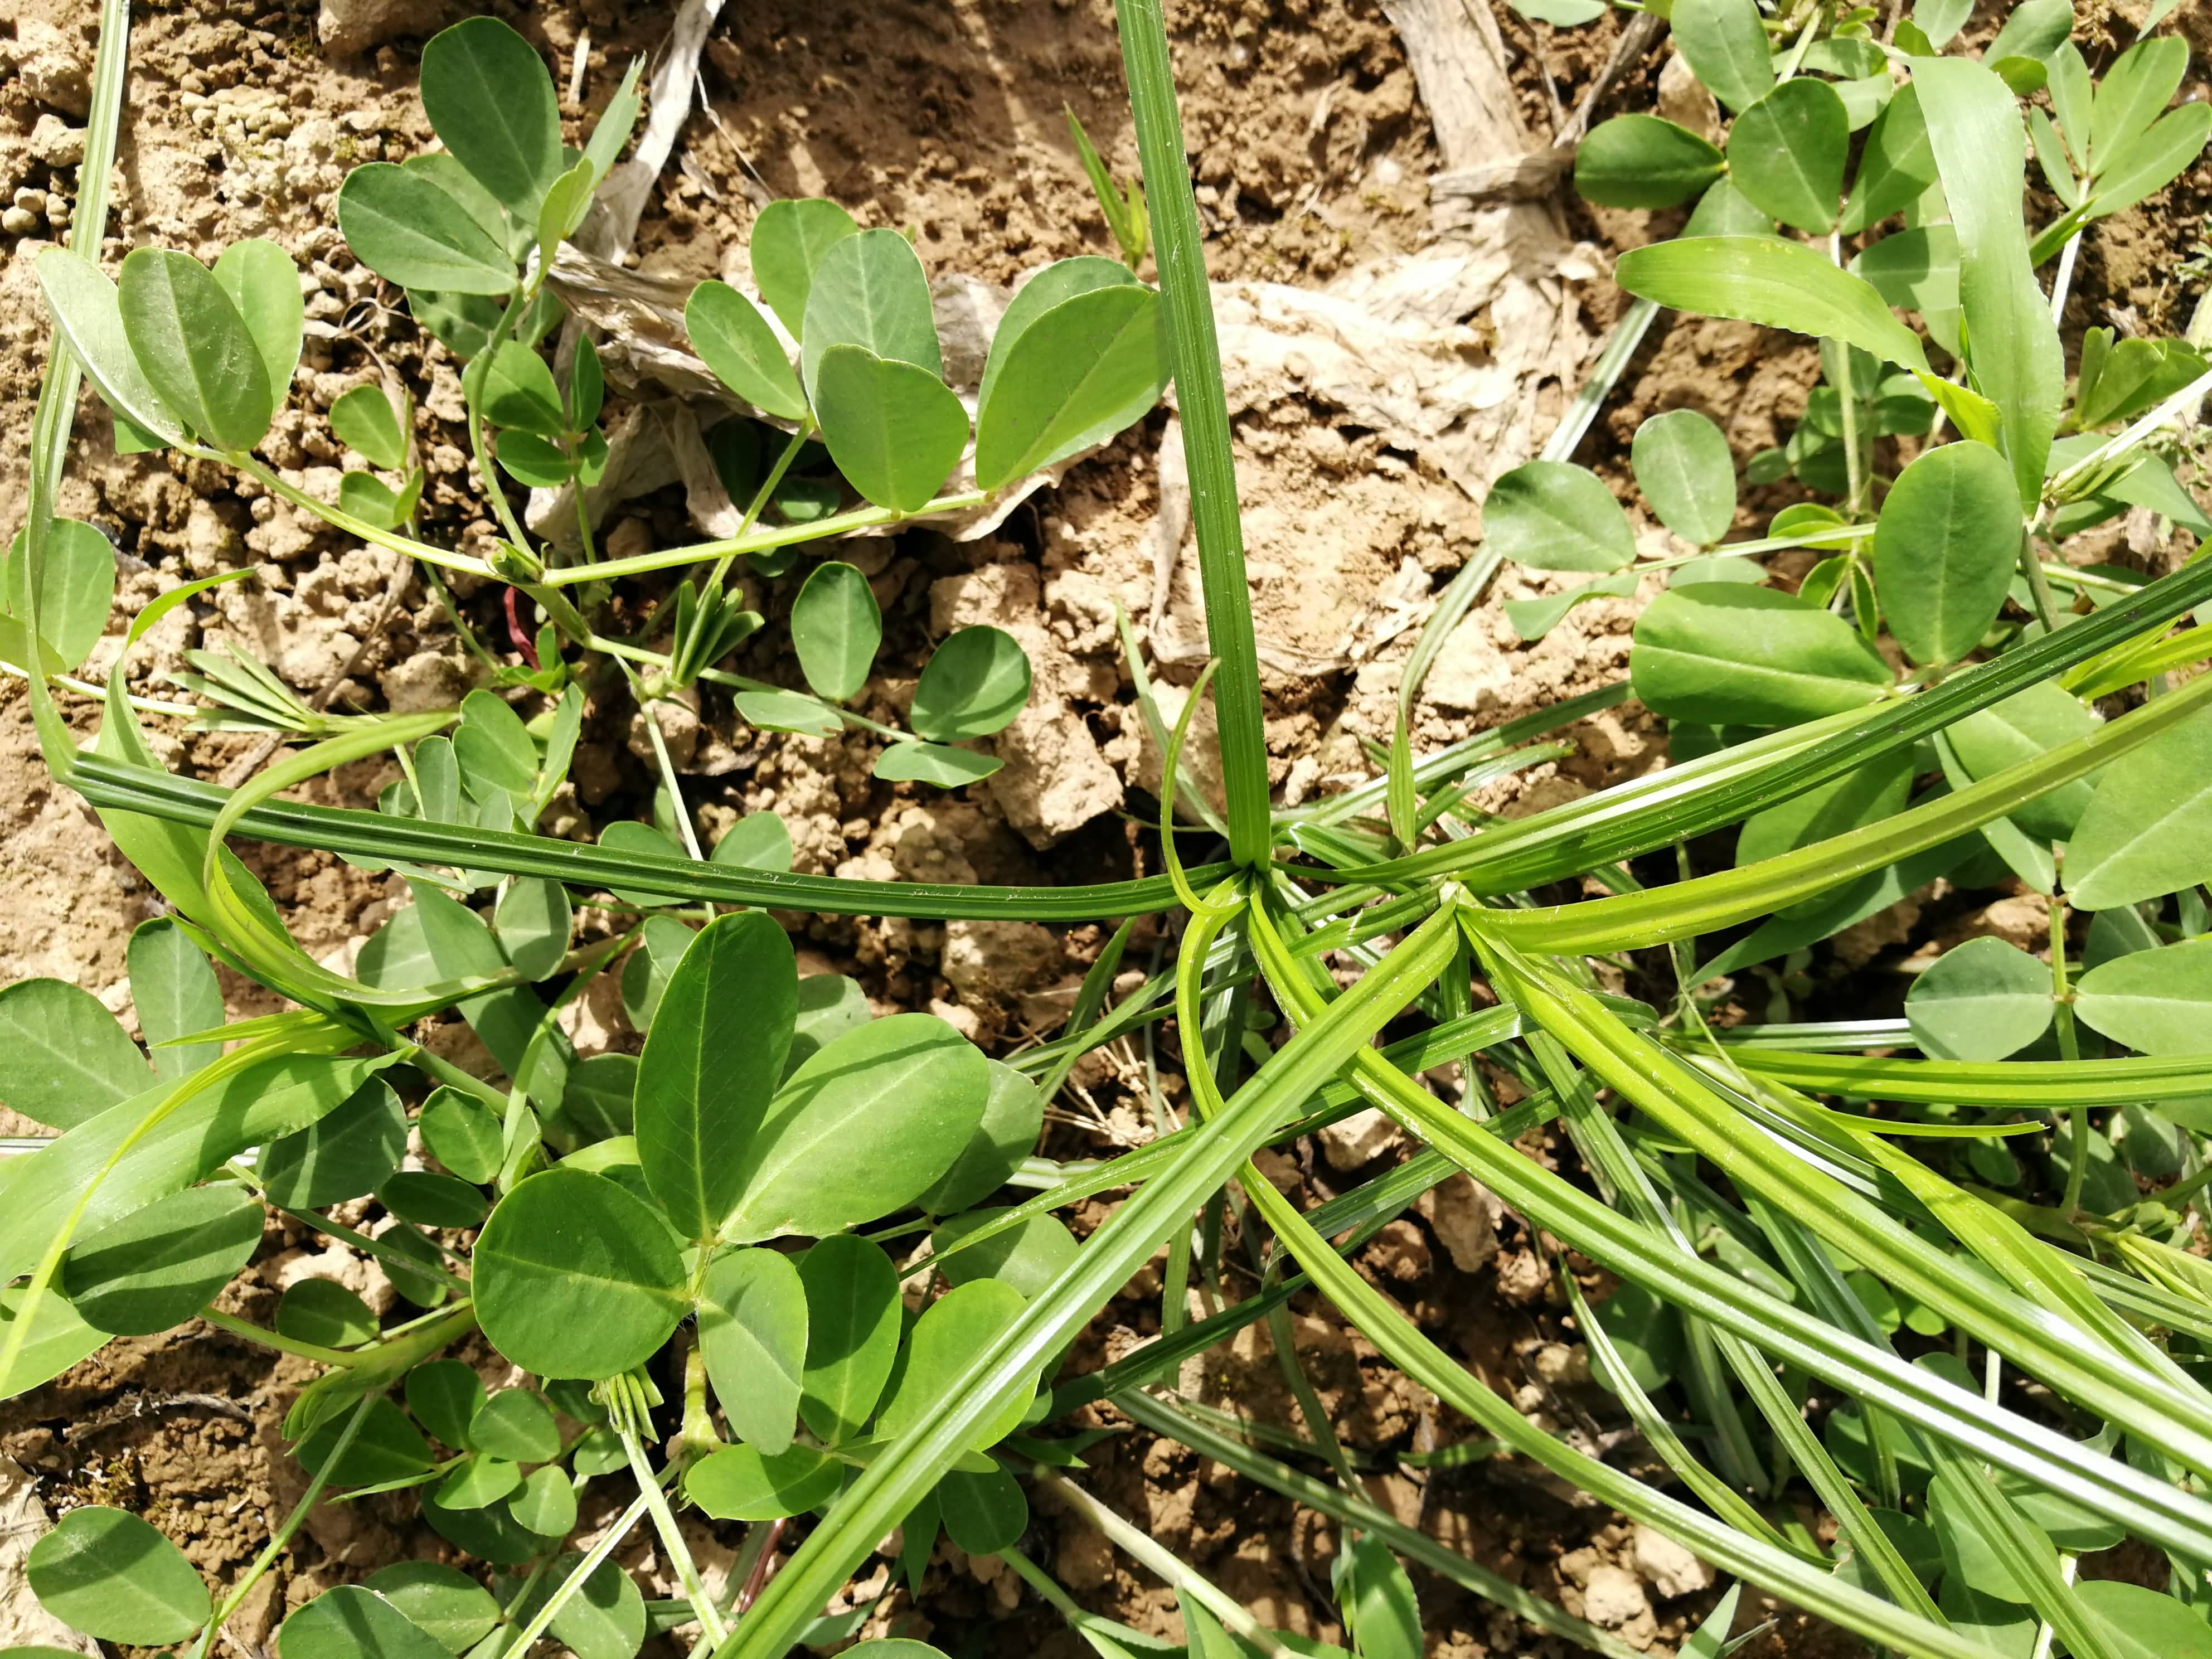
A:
[1736,747,1915,886]
[420,17,564,219]
[1630,410,1735,546]
[1503,572,1639,642]
[1615,237,1932,375]
[637,910,797,1240]
[478,342,565,438]
[1841,85,1939,235]
[1986,0,2072,64]
[872,742,1002,787]
[973,284,1166,489]
[329,387,406,470]
[1945,682,2100,842]
[1339,1535,1422,1659]
[687,1444,843,1521]
[699,1245,809,1454]
[977,257,1137,415]
[2074,1582,2212,1659]
[813,346,968,513]
[474,1168,688,1378]
[2065,703,2212,910]
[712,813,795,873]
[790,560,881,703]
[118,248,274,452]
[0,977,148,1132]
[341,165,517,296]
[797,1234,902,1444]
[406,1359,484,1449]
[725,1016,991,1241]
[495,877,572,981]
[522,1556,645,1659]
[914,1061,1044,1215]
[259,1078,408,1207]
[1574,115,1726,208]
[28,1508,208,1645]
[737,688,843,737]
[1728,79,1849,233]
[377,1171,488,1229]
[1904,937,2053,1061]
[1482,461,1633,573]
[799,228,941,404]
[932,1209,1079,1299]
[280,1586,452,1659]
[61,1182,262,1335]
[361,1564,499,1656]
[295,1398,434,1487]
[436,1456,522,1510]
[469,1388,560,1462]
[936,1466,1027,1555]
[687,280,808,421]
[1871,441,2021,668]
[750,198,861,337]
[275,1278,377,1348]
[1630,584,1892,725]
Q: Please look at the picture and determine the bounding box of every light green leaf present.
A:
[799,228,940,404]
[339,164,517,296]
[914,1060,1044,1215]
[1630,584,1891,726]
[687,280,808,421]
[259,1078,408,1208]
[378,1170,486,1229]
[910,627,1034,743]
[61,1181,263,1336]
[1728,79,1849,233]
[736,688,843,738]
[725,1015,989,1241]
[1841,85,1938,235]
[1503,571,1639,642]
[406,1359,485,1449]
[2090,102,2212,221]
[536,160,595,273]
[469,1388,560,1462]
[507,1465,577,1538]
[1630,409,1735,545]
[1986,0,2073,65]
[1339,1535,1422,1659]
[932,1208,1079,1299]
[1616,237,1932,375]
[1852,225,1958,316]
[687,1444,843,1521]
[636,910,797,1239]
[797,1234,901,1444]
[118,248,275,452]
[814,346,969,514]
[4,516,114,674]
[28,1508,208,1646]
[2065,702,2212,909]
[275,1279,376,1349]
[1945,682,2100,842]
[1736,747,1915,890]
[477,342,565,438]
[978,258,1137,414]
[436,1456,521,1511]
[495,878,572,981]
[282,1586,453,1659]
[0,1283,105,1402]
[420,1087,503,1185]
[2092,37,2187,174]
[1914,57,2063,505]
[1905,937,2053,1061]
[0,977,148,1131]
[363,1564,500,1656]
[750,198,861,337]
[1482,461,1633,573]
[420,17,563,219]
[520,1556,644,1659]
[2074,1582,2212,1659]
[872,741,1002,787]
[1670,0,1773,113]
[1914,0,1972,47]
[35,248,186,446]
[474,1168,688,1378]
[876,1278,1030,1447]
[974,284,1167,488]
[790,560,882,703]
[2073,937,2212,1056]
[1574,115,1726,208]
[1871,441,2021,668]
[700,1245,809,1454]
[214,239,303,413]
[712,812,795,873]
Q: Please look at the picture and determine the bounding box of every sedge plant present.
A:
[10,2,2212,1658]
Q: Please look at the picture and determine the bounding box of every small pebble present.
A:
[3,206,40,235]
[29,113,85,168]
[13,187,46,213]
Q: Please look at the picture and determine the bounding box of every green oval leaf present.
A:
[361,1564,501,1656]
[937,1466,1027,1556]
[1905,937,2053,1061]
[508,1464,578,1538]
[2073,938,2212,1056]
[686,1444,843,1521]
[914,1060,1044,1215]
[420,17,563,219]
[514,1555,644,1659]
[477,342,566,438]
[119,248,275,452]
[973,284,1167,489]
[437,1456,522,1511]
[2065,703,2212,910]
[797,1235,901,1444]
[1841,84,1938,235]
[687,280,808,422]
[1630,410,1736,546]
[294,1398,435,1488]
[931,1208,1079,1299]
[28,1507,209,1646]
[871,741,1002,787]
[378,1171,488,1229]
[1631,583,1892,725]
[877,1278,1031,1448]
[0,1286,105,1400]
[7,516,118,675]
[0,977,148,1131]
[1616,236,1932,375]
[282,1586,452,1659]
[814,346,969,514]
[751,198,860,337]
[790,560,882,704]
[1946,681,2101,843]
[340,164,518,296]
[1483,461,1634,573]
[419,1087,503,1186]
[712,813,795,874]
[725,1015,990,1241]
[469,1388,561,1462]
[1728,78,1849,233]
[406,1359,486,1449]
[1574,115,1725,209]
[2075,1581,2212,1659]
[699,1245,809,1454]
[736,688,843,738]
[1871,441,2021,668]
[214,239,304,414]
[976,257,1137,416]
[61,1182,264,1335]
[129,916,225,1082]
[474,1168,688,1378]
[637,910,798,1240]
[799,228,940,402]
[1671,0,1773,113]
[276,1278,377,1349]
[35,247,186,446]
[259,1077,408,1207]
[495,877,573,982]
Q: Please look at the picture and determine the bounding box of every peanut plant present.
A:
[9,2,2212,1658]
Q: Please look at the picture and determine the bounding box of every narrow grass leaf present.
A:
[1618,236,1931,373]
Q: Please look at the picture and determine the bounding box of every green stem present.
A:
[706,421,815,591]
[231,454,493,579]
[535,491,989,587]
[2020,526,2066,635]
[623,1425,728,1645]
[196,1304,368,1367]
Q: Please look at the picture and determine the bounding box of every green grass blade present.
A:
[1109,0,1270,864]
[1728,1047,2212,1106]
